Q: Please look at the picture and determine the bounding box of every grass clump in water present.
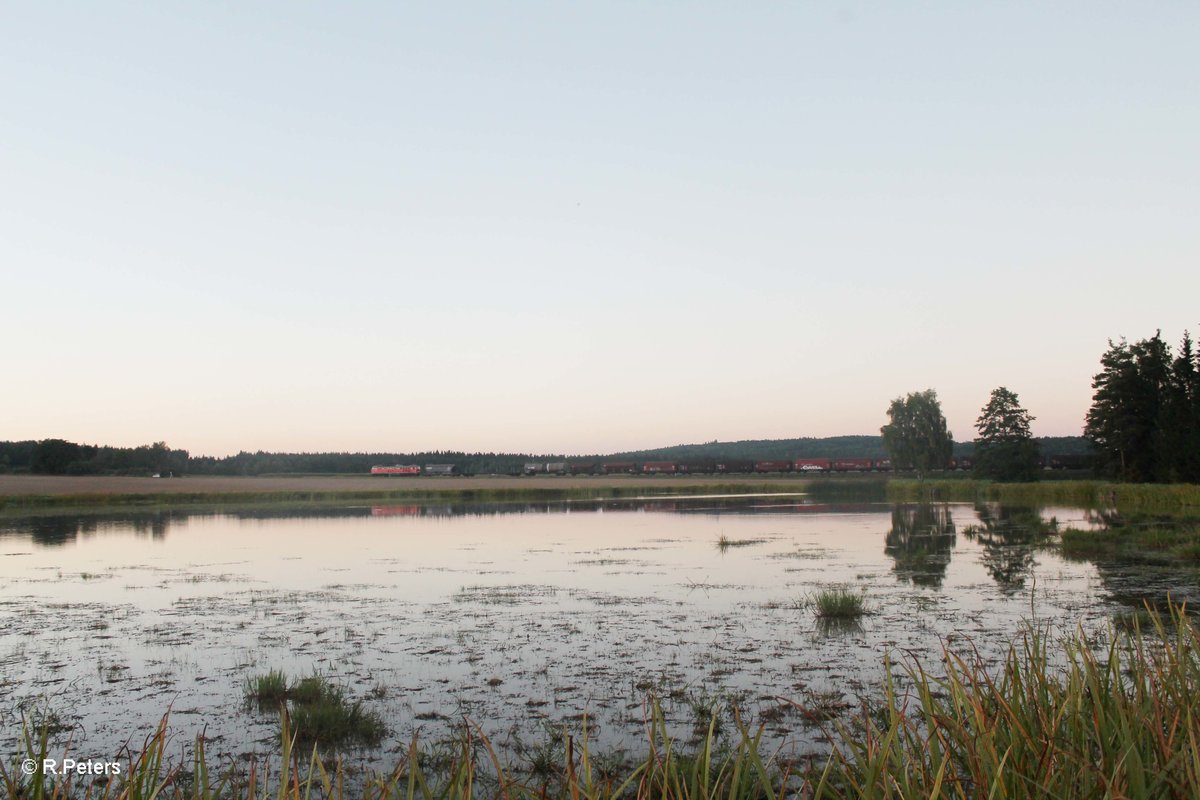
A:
[243,671,385,749]
[715,535,767,552]
[244,669,288,708]
[807,587,868,619]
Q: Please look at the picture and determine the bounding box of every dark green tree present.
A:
[880,389,953,478]
[1085,332,1177,481]
[31,438,84,475]
[974,387,1040,481]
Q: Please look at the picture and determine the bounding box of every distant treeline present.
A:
[187,450,539,477]
[607,435,1092,463]
[0,435,1091,478]
[0,439,190,477]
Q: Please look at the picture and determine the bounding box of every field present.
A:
[0,473,817,512]
[0,474,811,497]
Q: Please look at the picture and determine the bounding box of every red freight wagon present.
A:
[642,461,678,474]
[370,465,421,476]
[602,462,637,474]
[755,460,793,473]
[794,458,832,472]
[872,458,892,471]
[832,458,872,471]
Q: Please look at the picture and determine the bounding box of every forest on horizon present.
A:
[0,434,1092,478]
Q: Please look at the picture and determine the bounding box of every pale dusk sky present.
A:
[3,2,1197,456]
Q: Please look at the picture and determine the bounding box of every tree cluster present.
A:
[1085,331,1200,482]
[0,439,189,476]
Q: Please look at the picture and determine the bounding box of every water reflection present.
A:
[7,513,173,547]
[0,495,877,547]
[884,504,956,587]
[961,504,1054,593]
[0,496,1161,772]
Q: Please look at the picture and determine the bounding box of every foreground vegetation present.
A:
[8,607,1200,799]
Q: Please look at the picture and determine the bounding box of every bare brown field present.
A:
[0,473,809,497]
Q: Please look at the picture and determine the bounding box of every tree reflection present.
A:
[961,504,1054,593]
[2,511,177,546]
[885,504,956,587]
[25,516,98,546]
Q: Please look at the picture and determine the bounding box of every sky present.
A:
[3,2,1198,457]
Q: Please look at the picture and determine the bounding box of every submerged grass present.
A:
[12,608,1200,798]
[715,535,768,551]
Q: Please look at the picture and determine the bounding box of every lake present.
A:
[0,495,1163,768]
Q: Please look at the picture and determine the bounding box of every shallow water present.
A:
[0,496,1170,767]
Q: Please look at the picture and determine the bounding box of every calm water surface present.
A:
[0,495,1153,765]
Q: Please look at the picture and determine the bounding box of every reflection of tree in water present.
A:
[2,511,180,547]
[885,504,956,587]
[961,504,1053,593]
[24,517,99,546]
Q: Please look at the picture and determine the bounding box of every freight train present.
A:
[370,464,456,476]
[372,454,1090,477]
[521,454,1089,475]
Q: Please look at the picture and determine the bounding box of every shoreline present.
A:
[0,473,816,512]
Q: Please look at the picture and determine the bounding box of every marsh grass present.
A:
[10,609,1200,799]
[243,671,385,748]
[807,588,868,619]
[244,669,288,708]
[1060,515,1200,567]
[819,604,1200,799]
[715,535,767,552]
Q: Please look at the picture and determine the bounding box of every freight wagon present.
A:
[370,465,421,476]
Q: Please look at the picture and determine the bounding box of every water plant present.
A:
[244,668,288,708]
[807,587,868,619]
[242,670,386,749]
[715,535,767,552]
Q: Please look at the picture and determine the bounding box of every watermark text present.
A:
[21,758,122,777]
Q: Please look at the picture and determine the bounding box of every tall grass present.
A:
[819,605,1200,798]
[7,608,1200,799]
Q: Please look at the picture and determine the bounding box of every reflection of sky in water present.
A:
[0,499,1133,767]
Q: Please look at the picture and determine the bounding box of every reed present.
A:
[818,604,1200,798]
